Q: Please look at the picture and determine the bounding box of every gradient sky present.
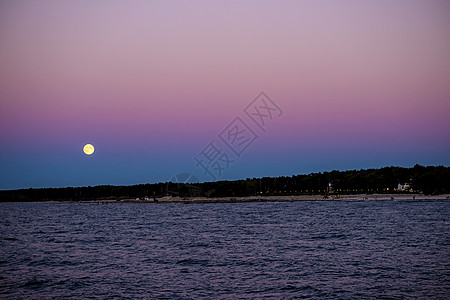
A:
[1,0,449,189]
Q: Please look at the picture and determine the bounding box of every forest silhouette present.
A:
[1,165,449,202]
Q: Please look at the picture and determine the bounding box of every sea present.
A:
[0,200,449,299]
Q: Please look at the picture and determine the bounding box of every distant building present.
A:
[328,182,334,194]
[397,183,411,192]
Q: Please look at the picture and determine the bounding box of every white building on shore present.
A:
[397,183,411,192]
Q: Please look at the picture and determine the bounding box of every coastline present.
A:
[76,193,450,204]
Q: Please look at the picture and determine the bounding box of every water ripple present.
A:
[0,200,449,299]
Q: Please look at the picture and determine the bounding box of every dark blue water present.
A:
[1,200,449,299]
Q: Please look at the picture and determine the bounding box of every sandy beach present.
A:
[82,194,450,204]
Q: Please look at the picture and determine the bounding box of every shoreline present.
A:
[9,193,446,204]
[120,193,450,204]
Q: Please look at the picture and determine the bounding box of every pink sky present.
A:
[0,0,449,188]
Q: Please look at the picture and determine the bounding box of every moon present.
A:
[83,144,95,155]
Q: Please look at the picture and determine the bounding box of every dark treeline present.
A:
[1,165,449,202]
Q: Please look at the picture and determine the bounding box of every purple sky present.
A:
[1,0,449,189]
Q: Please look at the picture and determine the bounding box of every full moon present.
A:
[83,144,95,155]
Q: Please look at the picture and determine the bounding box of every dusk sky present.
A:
[1,0,449,189]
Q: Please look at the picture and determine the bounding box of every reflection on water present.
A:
[1,200,449,299]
